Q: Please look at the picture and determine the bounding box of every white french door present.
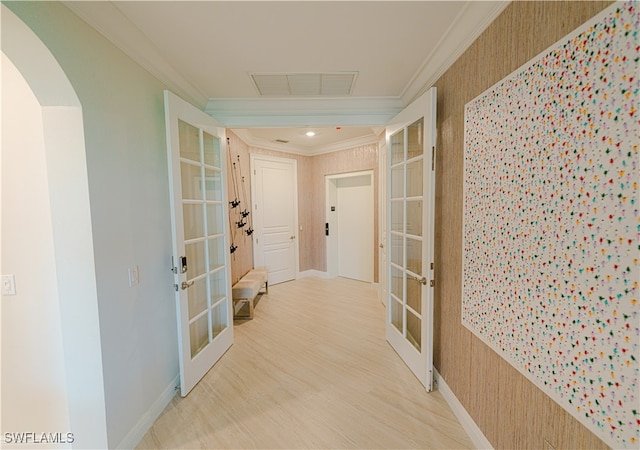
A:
[164,90,233,396]
[250,155,298,285]
[385,88,437,390]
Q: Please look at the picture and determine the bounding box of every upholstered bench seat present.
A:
[231,278,261,320]
[243,266,268,294]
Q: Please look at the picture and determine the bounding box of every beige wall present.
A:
[310,145,379,281]
[433,2,612,449]
[226,130,379,284]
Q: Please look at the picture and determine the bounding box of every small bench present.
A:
[243,266,268,295]
[231,267,268,320]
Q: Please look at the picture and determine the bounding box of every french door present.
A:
[164,90,233,396]
[386,88,437,390]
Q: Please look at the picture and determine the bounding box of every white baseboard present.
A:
[115,374,179,449]
[434,369,493,450]
[297,269,329,279]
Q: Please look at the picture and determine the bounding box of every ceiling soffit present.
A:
[63,1,509,127]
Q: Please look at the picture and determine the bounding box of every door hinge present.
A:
[430,262,434,270]
[431,146,435,171]
[173,284,179,292]
[430,279,435,288]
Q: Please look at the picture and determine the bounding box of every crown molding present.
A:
[205,97,404,127]
[232,128,380,157]
[63,0,507,124]
[401,0,510,104]
[63,1,208,108]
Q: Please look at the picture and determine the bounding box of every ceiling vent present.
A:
[250,72,358,96]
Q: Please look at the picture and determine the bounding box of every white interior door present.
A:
[251,155,298,285]
[325,171,373,281]
[164,90,233,397]
[385,88,437,390]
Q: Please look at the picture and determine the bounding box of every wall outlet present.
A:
[2,275,16,296]
[128,266,139,287]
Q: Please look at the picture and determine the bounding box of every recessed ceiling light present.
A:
[306,131,316,137]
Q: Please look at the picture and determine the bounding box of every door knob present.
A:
[181,280,194,290]
[379,243,384,248]
[290,235,296,240]
[410,274,427,285]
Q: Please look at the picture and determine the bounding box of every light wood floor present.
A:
[137,277,474,449]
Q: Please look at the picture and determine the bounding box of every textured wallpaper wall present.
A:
[462,3,638,447]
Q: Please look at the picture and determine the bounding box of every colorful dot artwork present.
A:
[462,2,639,448]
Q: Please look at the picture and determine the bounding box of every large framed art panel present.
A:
[462,2,638,448]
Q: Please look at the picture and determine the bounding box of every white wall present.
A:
[3,2,180,447]
[1,53,71,448]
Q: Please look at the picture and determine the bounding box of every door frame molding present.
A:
[325,170,374,280]
[249,153,300,280]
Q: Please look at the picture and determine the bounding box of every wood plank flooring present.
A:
[137,277,474,449]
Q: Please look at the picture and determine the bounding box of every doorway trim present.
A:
[2,5,108,448]
[325,170,374,280]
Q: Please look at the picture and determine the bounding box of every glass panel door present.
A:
[164,91,233,397]
[385,88,437,390]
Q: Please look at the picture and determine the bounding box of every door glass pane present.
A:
[204,169,223,201]
[406,200,422,236]
[391,165,404,199]
[211,301,228,339]
[390,298,403,333]
[188,277,208,320]
[203,132,221,168]
[391,234,403,266]
[185,240,206,280]
[407,276,422,314]
[407,310,421,351]
[179,119,200,163]
[209,270,226,304]
[207,236,225,271]
[391,266,403,299]
[406,160,423,197]
[181,162,202,200]
[183,203,204,240]
[391,130,404,165]
[407,118,424,159]
[206,204,224,236]
[189,313,209,358]
[406,237,422,275]
[391,200,403,232]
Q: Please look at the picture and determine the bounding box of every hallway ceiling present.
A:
[64,1,508,155]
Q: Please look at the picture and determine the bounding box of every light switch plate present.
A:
[2,275,16,296]
[128,266,139,287]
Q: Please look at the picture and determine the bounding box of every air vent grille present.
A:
[251,72,357,96]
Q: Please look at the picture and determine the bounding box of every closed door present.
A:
[251,155,298,285]
[336,174,373,282]
[164,91,233,396]
[385,88,437,390]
